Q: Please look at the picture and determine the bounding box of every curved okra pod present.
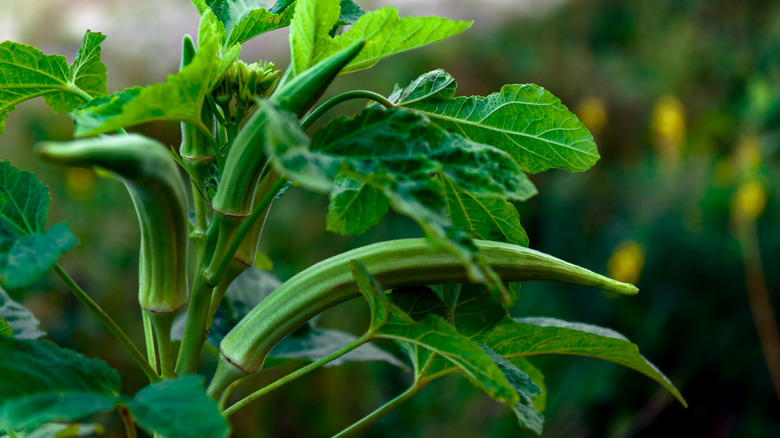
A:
[208,238,638,396]
[36,134,189,377]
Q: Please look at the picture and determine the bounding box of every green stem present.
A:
[142,311,159,375]
[53,264,161,382]
[221,334,370,416]
[218,380,242,411]
[209,177,287,284]
[118,405,138,438]
[331,383,422,438]
[6,429,18,438]
[148,311,177,379]
[175,273,214,375]
[300,90,396,131]
[67,84,94,103]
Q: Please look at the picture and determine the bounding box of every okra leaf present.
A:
[123,376,229,438]
[289,0,341,75]
[388,285,547,434]
[191,0,296,46]
[442,178,531,247]
[0,31,107,134]
[334,0,365,27]
[0,162,77,289]
[319,8,472,75]
[267,323,406,369]
[423,283,686,407]
[480,346,544,434]
[72,12,234,136]
[351,261,519,405]
[326,173,391,235]
[0,286,44,339]
[0,337,121,433]
[392,70,600,173]
[0,224,78,290]
[268,104,533,292]
[492,316,687,407]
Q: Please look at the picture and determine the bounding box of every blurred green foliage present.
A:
[3,0,780,436]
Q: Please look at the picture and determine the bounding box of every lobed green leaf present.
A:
[321,7,472,74]
[289,0,342,75]
[392,69,600,173]
[351,262,519,404]
[0,31,107,134]
[0,162,77,289]
[72,12,234,136]
[442,178,531,247]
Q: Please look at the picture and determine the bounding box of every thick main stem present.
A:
[53,264,160,382]
[175,273,214,375]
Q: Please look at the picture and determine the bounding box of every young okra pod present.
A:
[36,134,189,315]
[208,238,638,395]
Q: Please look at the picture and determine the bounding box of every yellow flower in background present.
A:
[732,179,767,222]
[576,97,608,135]
[607,240,645,285]
[651,96,686,165]
[65,167,95,201]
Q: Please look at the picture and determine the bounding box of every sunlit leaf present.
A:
[0,318,11,338]
[289,0,341,75]
[0,31,107,133]
[72,12,235,136]
[0,422,103,438]
[392,69,600,173]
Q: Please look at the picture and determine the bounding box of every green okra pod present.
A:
[209,238,638,394]
[36,134,189,315]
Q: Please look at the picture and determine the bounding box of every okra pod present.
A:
[36,135,189,315]
[209,238,637,394]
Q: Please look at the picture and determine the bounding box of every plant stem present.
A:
[300,90,396,130]
[218,380,242,411]
[148,311,177,379]
[210,177,287,283]
[222,335,370,416]
[142,311,159,375]
[118,405,137,438]
[737,218,780,401]
[175,273,214,375]
[331,383,422,438]
[53,264,161,382]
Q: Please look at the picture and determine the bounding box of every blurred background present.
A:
[2,0,779,436]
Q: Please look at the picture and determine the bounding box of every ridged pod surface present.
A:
[36,134,189,314]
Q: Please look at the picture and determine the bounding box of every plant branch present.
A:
[118,405,138,438]
[300,90,396,131]
[222,334,370,417]
[209,177,287,284]
[53,264,161,382]
[142,311,159,375]
[331,382,422,438]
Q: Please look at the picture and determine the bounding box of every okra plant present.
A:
[0,0,686,436]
